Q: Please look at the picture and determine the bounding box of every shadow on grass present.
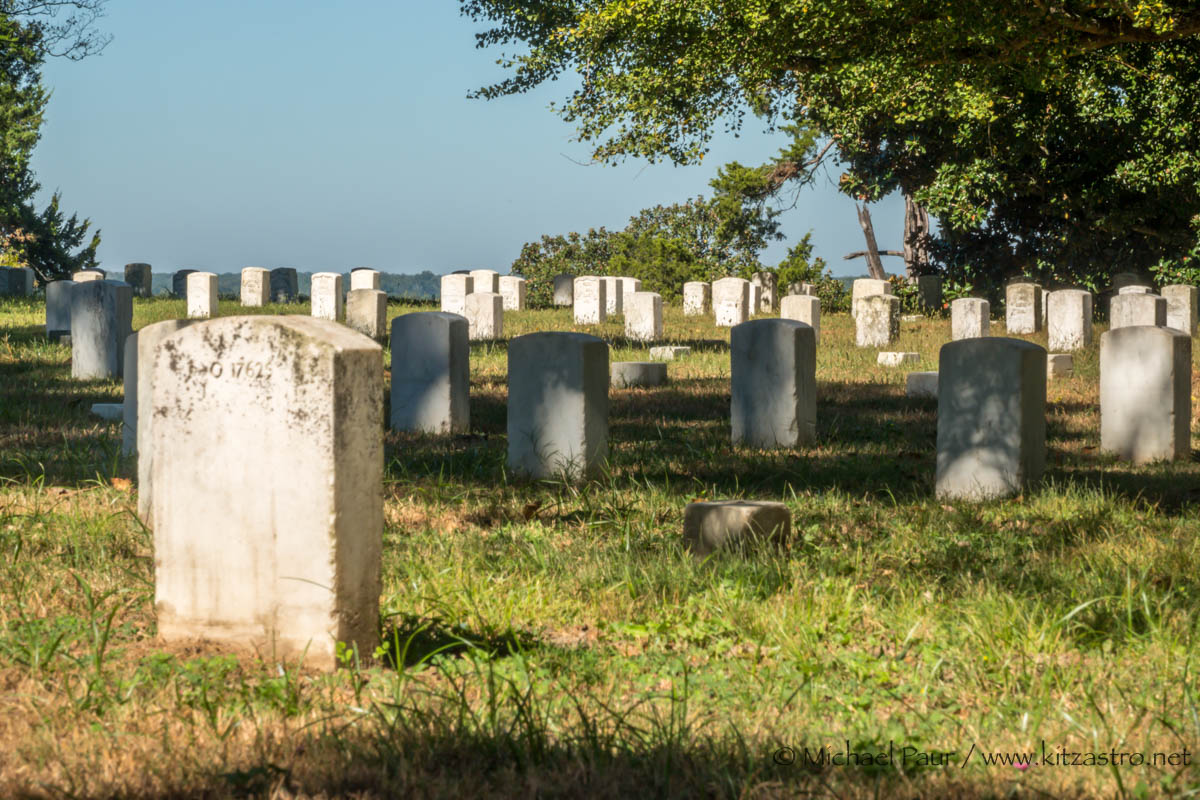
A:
[377,614,542,669]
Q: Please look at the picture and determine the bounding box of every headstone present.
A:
[45,280,76,339]
[905,372,938,398]
[150,316,382,669]
[683,501,790,557]
[346,288,387,341]
[1046,353,1073,379]
[1117,285,1152,295]
[611,361,667,388]
[1100,326,1191,464]
[620,278,643,309]
[240,267,270,307]
[877,352,919,367]
[126,319,197,476]
[649,345,691,360]
[70,280,133,379]
[780,294,820,345]
[469,269,500,294]
[601,276,624,315]
[499,275,527,311]
[851,278,894,318]
[73,269,105,283]
[269,268,299,302]
[1162,284,1198,336]
[573,276,606,324]
[916,275,942,312]
[464,291,503,340]
[625,291,662,342]
[935,337,1046,500]
[440,273,474,316]
[731,318,816,448]
[748,283,762,316]
[682,281,711,316]
[507,332,608,481]
[553,274,574,307]
[1046,290,1093,351]
[951,298,990,340]
[171,269,196,298]
[350,268,381,292]
[310,272,344,321]
[124,263,153,298]
[390,312,469,434]
[1110,293,1166,330]
[713,277,750,327]
[186,272,219,318]
[855,294,900,347]
[1111,272,1143,292]
[751,271,778,313]
[1005,282,1042,333]
[1,267,35,296]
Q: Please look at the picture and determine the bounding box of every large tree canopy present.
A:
[461,1,1200,290]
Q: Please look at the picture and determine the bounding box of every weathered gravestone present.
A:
[1046,353,1074,379]
[310,272,344,321]
[1110,293,1166,330]
[171,269,196,298]
[625,291,663,342]
[1100,326,1191,464]
[269,267,299,303]
[465,291,503,340]
[917,275,942,312]
[601,276,624,316]
[240,267,270,307]
[731,318,816,448]
[126,319,197,470]
[350,268,381,291]
[951,298,989,340]
[683,281,711,316]
[713,277,750,327]
[124,263,153,298]
[440,273,473,316]
[906,371,938,399]
[780,294,820,345]
[186,272,219,318]
[1118,285,1153,295]
[469,269,500,294]
[1046,290,1093,351]
[611,361,667,388]
[45,280,75,340]
[683,500,791,558]
[553,274,574,306]
[73,269,105,283]
[751,271,778,313]
[390,312,469,434]
[573,276,606,324]
[0,267,34,296]
[878,352,919,367]
[151,316,382,669]
[1162,284,1198,336]
[507,332,608,481]
[851,278,893,318]
[499,275,527,311]
[649,345,691,360]
[855,294,900,347]
[620,278,642,310]
[936,337,1046,500]
[70,280,133,379]
[1005,282,1042,334]
[346,288,387,341]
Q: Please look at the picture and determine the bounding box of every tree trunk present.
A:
[856,203,887,280]
[902,193,932,279]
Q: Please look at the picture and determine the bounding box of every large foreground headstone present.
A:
[390,312,469,434]
[713,277,750,327]
[851,278,894,318]
[151,316,382,669]
[465,291,503,340]
[1110,293,1166,330]
[936,337,1046,500]
[70,280,133,379]
[1162,284,1198,336]
[469,269,500,294]
[1047,290,1093,351]
[731,318,816,448]
[124,263,153,298]
[241,267,270,307]
[269,268,298,302]
[126,319,197,472]
[171,269,196,299]
[350,268,381,291]
[1100,326,1191,464]
[553,274,574,306]
[499,275,527,311]
[625,291,662,342]
[440,273,473,316]
[780,294,820,345]
[573,276,606,324]
[507,332,608,481]
[186,272,219,318]
[45,280,76,339]
[683,281,711,316]
[1005,282,1042,333]
[855,294,900,347]
[346,288,387,341]
[951,298,989,340]
[683,501,791,557]
[311,272,344,321]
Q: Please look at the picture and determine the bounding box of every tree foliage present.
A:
[462,1,1200,292]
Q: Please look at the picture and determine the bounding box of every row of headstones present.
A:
[134,313,1190,668]
[439,270,528,341]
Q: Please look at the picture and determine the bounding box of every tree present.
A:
[461,1,1200,292]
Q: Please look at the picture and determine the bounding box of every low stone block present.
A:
[625,291,662,342]
[240,267,270,307]
[905,371,938,399]
[1162,284,1198,336]
[713,277,749,327]
[780,294,820,345]
[350,268,381,291]
[71,280,133,379]
[440,273,473,316]
[124,263,153,298]
[186,272,218,318]
[649,345,691,360]
[310,272,344,321]
[1046,353,1073,379]
[553,273,574,306]
[390,311,469,434]
[683,281,710,316]
[90,403,123,421]
[855,294,900,347]
[1101,326,1191,464]
[346,288,387,341]
[1110,293,1166,330]
[683,501,791,558]
[731,318,816,447]
[1047,290,1093,351]
[611,361,667,388]
[951,298,989,340]
[464,291,503,340]
[878,351,919,367]
[573,276,606,324]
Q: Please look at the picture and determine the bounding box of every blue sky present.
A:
[31,0,906,277]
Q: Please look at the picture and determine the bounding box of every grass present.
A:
[0,294,1198,798]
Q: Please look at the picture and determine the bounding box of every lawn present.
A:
[0,294,1197,799]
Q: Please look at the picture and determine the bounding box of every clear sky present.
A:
[31,0,907,277]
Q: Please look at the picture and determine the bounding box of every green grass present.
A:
[0,295,1197,798]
